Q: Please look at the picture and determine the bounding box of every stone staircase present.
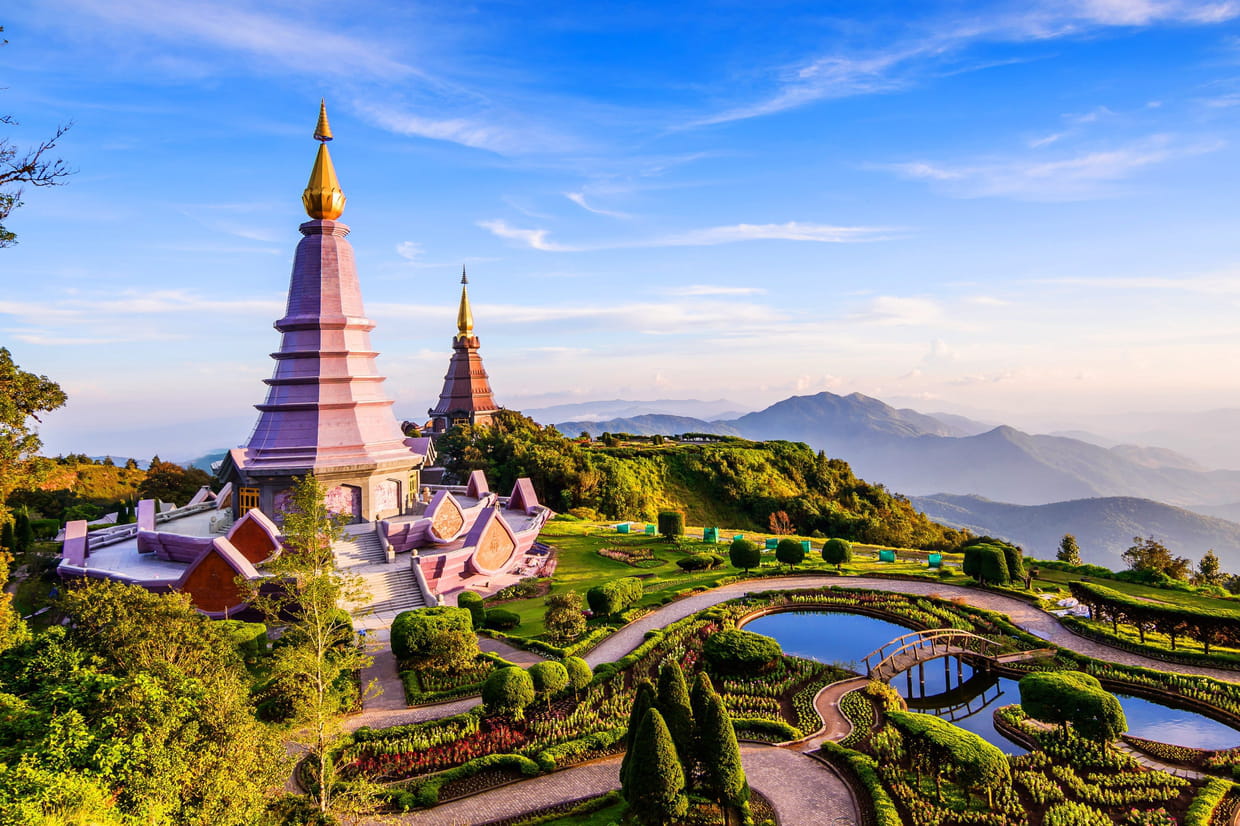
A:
[333,529,428,622]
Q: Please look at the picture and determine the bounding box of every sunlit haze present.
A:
[4,0,1240,458]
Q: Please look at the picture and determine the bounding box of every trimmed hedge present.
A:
[731,717,802,742]
[483,608,522,631]
[394,753,541,809]
[702,628,782,674]
[586,577,644,616]
[817,741,902,826]
[1070,580,1240,654]
[657,510,685,540]
[534,727,626,771]
[887,710,1010,798]
[391,606,474,662]
[1186,778,1235,826]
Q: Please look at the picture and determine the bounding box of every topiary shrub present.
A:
[529,660,569,706]
[821,538,852,570]
[728,538,761,573]
[391,606,479,671]
[456,591,486,629]
[775,538,805,567]
[676,552,723,572]
[586,577,644,616]
[963,544,1011,585]
[702,629,782,675]
[563,655,593,697]
[482,666,536,719]
[1019,670,1127,742]
[657,510,685,541]
[483,608,521,631]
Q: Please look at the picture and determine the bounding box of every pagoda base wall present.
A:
[227,464,421,525]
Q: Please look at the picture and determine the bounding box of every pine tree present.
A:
[1057,534,1082,565]
[624,708,688,825]
[657,661,695,783]
[689,671,716,779]
[698,689,750,826]
[620,680,657,788]
[14,513,32,554]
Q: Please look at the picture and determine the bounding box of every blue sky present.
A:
[3,0,1240,458]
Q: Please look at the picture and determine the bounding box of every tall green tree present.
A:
[0,348,67,525]
[656,661,695,782]
[1057,534,1082,565]
[136,459,214,506]
[544,590,586,640]
[623,708,688,825]
[243,474,372,816]
[1122,535,1191,581]
[1194,549,1226,587]
[0,581,283,825]
[697,689,750,826]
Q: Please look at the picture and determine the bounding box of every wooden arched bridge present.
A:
[862,629,1053,682]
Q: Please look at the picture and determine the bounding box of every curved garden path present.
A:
[371,745,858,826]
[348,574,1240,733]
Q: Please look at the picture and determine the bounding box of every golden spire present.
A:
[302,99,346,220]
[456,266,474,340]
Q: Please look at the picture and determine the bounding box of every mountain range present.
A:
[553,391,1240,567]
[910,493,1240,570]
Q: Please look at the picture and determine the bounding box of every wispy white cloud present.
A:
[50,0,415,80]
[662,285,767,296]
[477,219,893,251]
[396,241,424,262]
[880,135,1221,200]
[564,192,630,219]
[691,2,1240,126]
[850,296,946,327]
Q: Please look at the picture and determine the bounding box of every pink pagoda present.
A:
[428,269,502,433]
[219,102,425,522]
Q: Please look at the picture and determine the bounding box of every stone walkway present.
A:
[373,745,857,825]
[1114,742,1208,780]
[584,576,1240,683]
[478,636,545,666]
[801,676,869,750]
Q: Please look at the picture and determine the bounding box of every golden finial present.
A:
[302,100,346,220]
[456,267,474,340]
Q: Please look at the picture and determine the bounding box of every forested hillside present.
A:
[436,411,964,549]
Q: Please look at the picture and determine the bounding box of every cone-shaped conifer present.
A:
[623,708,688,825]
[657,661,695,779]
[699,689,750,826]
[620,680,657,788]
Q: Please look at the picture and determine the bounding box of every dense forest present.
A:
[437,411,965,550]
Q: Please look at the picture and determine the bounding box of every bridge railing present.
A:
[863,629,1002,678]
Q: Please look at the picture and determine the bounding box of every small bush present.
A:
[676,552,723,572]
[482,666,535,719]
[586,577,644,616]
[729,538,761,573]
[702,628,782,674]
[775,538,805,567]
[483,608,522,631]
[821,538,852,569]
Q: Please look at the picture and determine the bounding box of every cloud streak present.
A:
[476,219,893,251]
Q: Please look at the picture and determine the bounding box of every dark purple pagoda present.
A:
[220,102,425,522]
[428,270,502,433]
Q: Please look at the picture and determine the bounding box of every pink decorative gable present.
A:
[464,507,520,576]
[226,508,283,564]
[466,470,489,499]
[507,478,539,513]
[176,538,261,617]
[425,489,468,541]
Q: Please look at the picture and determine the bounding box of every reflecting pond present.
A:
[743,610,1240,754]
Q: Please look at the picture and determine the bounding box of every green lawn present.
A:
[494,519,958,638]
[536,799,626,825]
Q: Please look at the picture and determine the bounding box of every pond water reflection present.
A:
[743,609,1240,754]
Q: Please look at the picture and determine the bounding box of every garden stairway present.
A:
[333,529,428,623]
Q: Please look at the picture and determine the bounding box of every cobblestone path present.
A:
[377,745,858,825]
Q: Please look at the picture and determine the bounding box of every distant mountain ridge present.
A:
[910,493,1240,570]
[553,391,1240,508]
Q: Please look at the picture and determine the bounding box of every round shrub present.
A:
[482,666,536,719]
[456,590,486,629]
[391,606,479,671]
[775,538,805,567]
[1019,670,1127,742]
[586,577,644,616]
[821,538,852,569]
[728,538,761,573]
[483,608,521,631]
[529,660,570,699]
[676,552,723,572]
[564,656,593,694]
[702,628,782,674]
